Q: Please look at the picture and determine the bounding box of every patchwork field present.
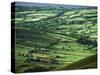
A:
[12,3,97,73]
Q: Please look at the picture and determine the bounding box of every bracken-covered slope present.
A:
[54,54,97,70]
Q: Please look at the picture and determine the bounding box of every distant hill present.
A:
[13,1,97,9]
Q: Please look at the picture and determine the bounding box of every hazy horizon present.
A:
[13,1,97,8]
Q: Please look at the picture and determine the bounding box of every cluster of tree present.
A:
[77,35,97,47]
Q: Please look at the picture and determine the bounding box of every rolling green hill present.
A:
[12,4,97,73]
